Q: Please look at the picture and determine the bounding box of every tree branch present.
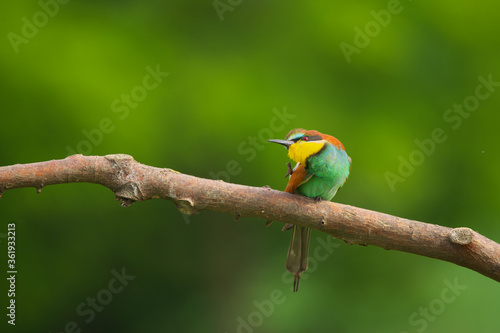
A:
[1,154,500,282]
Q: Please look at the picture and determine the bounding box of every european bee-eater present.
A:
[269,128,351,292]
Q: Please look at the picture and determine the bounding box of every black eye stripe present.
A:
[291,135,323,142]
[307,135,321,141]
[291,134,321,142]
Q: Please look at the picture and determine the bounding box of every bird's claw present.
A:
[284,162,294,178]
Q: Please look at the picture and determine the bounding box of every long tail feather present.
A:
[285,226,311,292]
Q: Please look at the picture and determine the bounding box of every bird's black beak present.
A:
[268,139,294,148]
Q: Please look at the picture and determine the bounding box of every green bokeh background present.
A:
[1,1,500,332]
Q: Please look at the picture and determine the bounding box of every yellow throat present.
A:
[288,140,325,165]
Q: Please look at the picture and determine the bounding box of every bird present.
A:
[268,128,351,292]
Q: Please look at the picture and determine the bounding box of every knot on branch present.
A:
[175,198,198,215]
[105,154,135,164]
[115,196,135,207]
[114,182,143,201]
[449,227,474,245]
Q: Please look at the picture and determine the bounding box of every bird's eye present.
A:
[302,136,309,141]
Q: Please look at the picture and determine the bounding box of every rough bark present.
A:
[1,154,499,282]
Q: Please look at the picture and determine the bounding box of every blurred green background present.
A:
[1,0,500,332]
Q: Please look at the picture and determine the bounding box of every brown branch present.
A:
[1,154,500,282]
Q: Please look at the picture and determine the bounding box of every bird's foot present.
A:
[282,223,294,231]
[314,196,323,203]
[284,162,294,178]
